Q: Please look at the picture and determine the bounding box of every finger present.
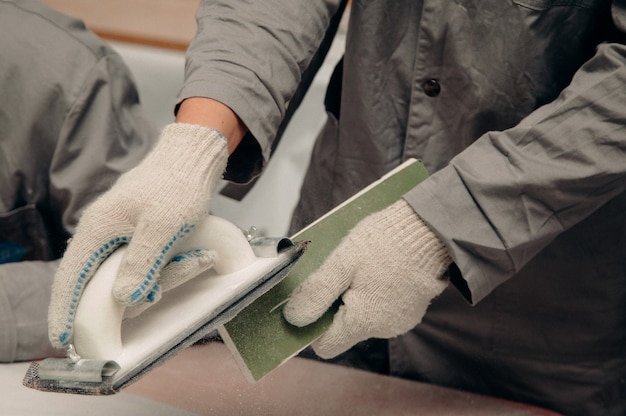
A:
[113,222,198,306]
[48,231,129,348]
[159,249,217,292]
[122,287,159,320]
[311,291,369,359]
[283,248,354,327]
[48,195,139,348]
[121,249,216,321]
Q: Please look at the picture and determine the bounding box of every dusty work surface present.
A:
[127,342,560,416]
[0,363,196,415]
[1,342,560,415]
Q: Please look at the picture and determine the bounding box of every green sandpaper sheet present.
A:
[218,159,429,382]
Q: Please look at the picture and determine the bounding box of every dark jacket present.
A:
[180,1,626,414]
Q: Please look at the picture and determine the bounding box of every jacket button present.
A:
[422,79,441,97]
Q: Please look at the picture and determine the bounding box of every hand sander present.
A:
[22,215,306,395]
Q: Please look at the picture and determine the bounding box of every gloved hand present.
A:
[123,248,218,320]
[48,123,228,348]
[283,199,453,359]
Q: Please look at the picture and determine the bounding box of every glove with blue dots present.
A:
[48,123,228,348]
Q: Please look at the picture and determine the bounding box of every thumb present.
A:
[123,248,216,320]
[310,289,369,359]
[158,248,218,293]
[284,249,354,327]
[123,249,216,320]
[113,222,198,306]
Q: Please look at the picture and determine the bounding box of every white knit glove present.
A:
[122,248,218,320]
[283,199,452,359]
[48,123,228,348]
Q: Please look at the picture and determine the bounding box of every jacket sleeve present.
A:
[177,0,342,182]
[49,51,157,237]
[0,51,156,362]
[406,1,626,304]
[0,260,63,362]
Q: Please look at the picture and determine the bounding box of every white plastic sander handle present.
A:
[72,215,256,360]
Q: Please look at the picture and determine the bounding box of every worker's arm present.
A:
[175,97,247,154]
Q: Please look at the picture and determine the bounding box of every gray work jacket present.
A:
[0,0,156,361]
[180,1,626,414]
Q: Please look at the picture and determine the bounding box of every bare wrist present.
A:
[175,97,247,154]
